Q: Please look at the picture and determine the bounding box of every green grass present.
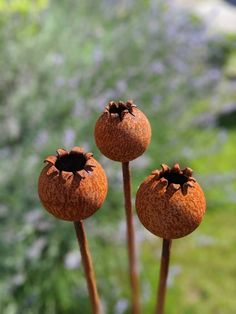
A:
[141,207,236,314]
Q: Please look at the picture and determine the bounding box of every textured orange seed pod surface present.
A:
[38,147,108,221]
[94,100,151,162]
[136,164,206,239]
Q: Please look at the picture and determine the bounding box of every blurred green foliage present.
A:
[0,0,235,313]
[0,0,48,14]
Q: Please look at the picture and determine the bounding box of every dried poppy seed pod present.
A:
[38,147,108,221]
[136,164,206,239]
[94,100,151,162]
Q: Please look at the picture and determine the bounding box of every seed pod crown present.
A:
[38,146,108,221]
[136,164,206,239]
[94,100,151,162]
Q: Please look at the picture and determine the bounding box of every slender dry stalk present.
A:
[122,161,140,314]
[74,220,102,314]
[156,239,172,314]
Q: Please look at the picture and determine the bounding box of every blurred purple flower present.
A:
[35,130,49,147]
[167,265,182,287]
[64,250,81,269]
[114,299,128,314]
[27,237,47,261]
[63,128,76,147]
[50,53,64,66]
[150,61,165,74]
[195,234,216,247]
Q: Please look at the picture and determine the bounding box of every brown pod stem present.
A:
[74,221,102,314]
[122,162,140,314]
[155,239,172,314]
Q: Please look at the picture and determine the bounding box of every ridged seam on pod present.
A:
[38,146,108,221]
[136,164,206,239]
[94,100,152,162]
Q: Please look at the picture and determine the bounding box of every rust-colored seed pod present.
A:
[38,147,108,221]
[136,164,206,239]
[94,100,151,162]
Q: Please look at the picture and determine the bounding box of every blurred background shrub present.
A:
[0,0,235,313]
